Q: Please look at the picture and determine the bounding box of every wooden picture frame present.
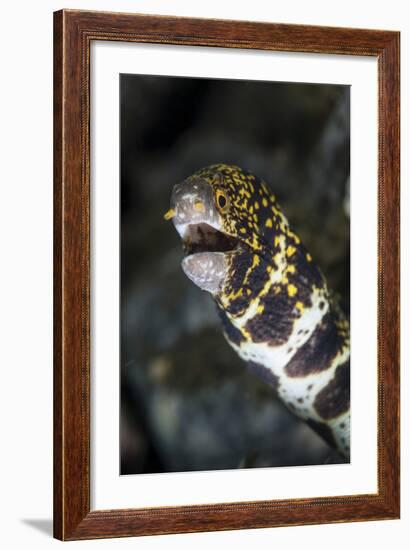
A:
[53,9,400,540]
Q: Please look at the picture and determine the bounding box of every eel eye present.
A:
[216,189,229,213]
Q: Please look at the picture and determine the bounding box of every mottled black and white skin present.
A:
[165,164,350,459]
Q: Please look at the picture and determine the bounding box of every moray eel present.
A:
[165,164,350,459]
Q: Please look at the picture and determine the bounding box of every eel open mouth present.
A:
[182,223,239,257]
[174,222,239,294]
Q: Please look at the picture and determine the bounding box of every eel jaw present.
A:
[177,222,239,294]
[182,252,228,294]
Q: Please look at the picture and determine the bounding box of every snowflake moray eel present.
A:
[165,164,350,459]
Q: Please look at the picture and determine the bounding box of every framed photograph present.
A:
[53,9,400,540]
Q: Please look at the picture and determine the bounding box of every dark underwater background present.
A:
[120,73,350,475]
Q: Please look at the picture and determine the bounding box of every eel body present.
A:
[165,164,350,459]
